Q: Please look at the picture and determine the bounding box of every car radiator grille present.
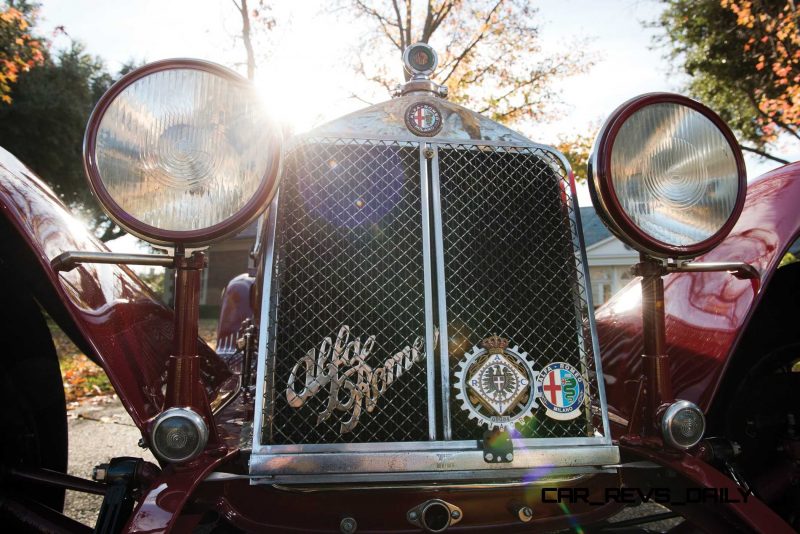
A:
[258,138,602,446]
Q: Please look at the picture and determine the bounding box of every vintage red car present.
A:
[0,43,797,532]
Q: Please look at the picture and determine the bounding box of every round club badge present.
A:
[404,102,443,137]
[454,335,538,429]
[536,362,586,421]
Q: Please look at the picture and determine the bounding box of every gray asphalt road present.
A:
[65,395,156,527]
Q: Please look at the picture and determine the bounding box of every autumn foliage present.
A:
[721,0,800,143]
[0,4,44,104]
[658,0,799,162]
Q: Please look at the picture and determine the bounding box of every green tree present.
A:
[655,0,799,164]
[344,0,594,125]
[0,43,131,241]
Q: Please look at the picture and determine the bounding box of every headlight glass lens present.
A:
[94,67,277,233]
[609,103,740,248]
[670,408,704,447]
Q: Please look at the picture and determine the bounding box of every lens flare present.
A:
[558,502,585,533]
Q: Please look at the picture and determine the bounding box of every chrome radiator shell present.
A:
[250,96,616,483]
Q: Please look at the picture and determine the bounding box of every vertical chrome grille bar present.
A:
[564,165,612,442]
[251,193,280,453]
[420,143,438,440]
[429,145,453,440]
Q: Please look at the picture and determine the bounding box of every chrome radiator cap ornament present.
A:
[454,335,538,429]
[397,42,449,98]
[403,42,438,77]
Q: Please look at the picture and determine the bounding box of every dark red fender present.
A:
[0,147,231,432]
[597,161,800,423]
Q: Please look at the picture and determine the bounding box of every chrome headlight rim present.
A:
[150,406,209,463]
[661,399,706,450]
[83,58,281,246]
[589,92,747,259]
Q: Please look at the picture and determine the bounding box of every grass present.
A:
[49,318,219,403]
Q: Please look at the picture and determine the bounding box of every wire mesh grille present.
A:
[263,139,431,444]
[436,144,601,440]
[259,138,603,446]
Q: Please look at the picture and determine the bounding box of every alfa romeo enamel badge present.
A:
[404,102,443,137]
[536,361,586,421]
[454,335,538,428]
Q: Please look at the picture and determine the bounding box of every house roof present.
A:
[579,206,612,247]
[232,219,259,240]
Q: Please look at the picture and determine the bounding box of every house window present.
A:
[589,265,634,307]
[589,267,613,306]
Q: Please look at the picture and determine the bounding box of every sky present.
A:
[37,0,678,139]
[34,0,799,227]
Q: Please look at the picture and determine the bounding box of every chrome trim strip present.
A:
[252,467,617,485]
[254,436,609,455]
[429,145,452,440]
[420,143,438,440]
[266,473,591,491]
[250,194,280,459]
[249,446,620,484]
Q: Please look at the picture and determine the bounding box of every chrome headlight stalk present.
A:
[150,407,209,463]
[661,400,706,450]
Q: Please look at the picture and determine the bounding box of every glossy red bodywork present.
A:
[190,473,624,533]
[598,161,800,422]
[620,445,795,533]
[0,148,230,431]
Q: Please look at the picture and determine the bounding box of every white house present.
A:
[580,207,639,306]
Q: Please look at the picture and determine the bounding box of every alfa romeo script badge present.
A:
[536,361,586,421]
[404,102,443,137]
[454,335,538,429]
[286,325,433,434]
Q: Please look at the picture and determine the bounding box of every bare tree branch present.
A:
[423,0,456,41]
[439,0,504,84]
[405,0,412,49]
[342,0,593,126]
[232,0,256,80]
[390,0,406,50]
[740,145,791,164]
[354,0,402,50]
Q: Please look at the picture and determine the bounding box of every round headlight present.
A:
[589,93,746,258]
[84,59,281,246]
